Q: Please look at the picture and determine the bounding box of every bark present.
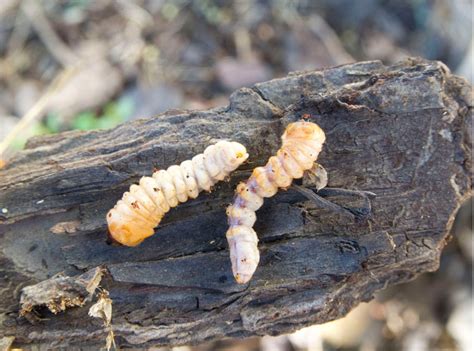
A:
[0,58,472,349]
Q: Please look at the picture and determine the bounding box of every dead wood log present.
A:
[0,58,472,349]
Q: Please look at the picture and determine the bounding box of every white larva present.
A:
[226,121,326,284]
[107,141,248,246]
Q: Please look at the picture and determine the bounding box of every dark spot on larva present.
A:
[131,201,140,209]
[108,213,112,217]
[186,175,190,178]
[241,258,247,263]
[153,188,160,192]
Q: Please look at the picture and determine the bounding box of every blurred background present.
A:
[0,1,472,350]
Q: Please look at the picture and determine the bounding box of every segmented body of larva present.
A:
[226,121,326,283]
[108,141,249,246]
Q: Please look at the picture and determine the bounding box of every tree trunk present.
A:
[0,58,472,349]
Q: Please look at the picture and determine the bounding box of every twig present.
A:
[0,67,77,159]
[6,2,29,55]
[318,188,377,199]
[233,2,254,61]
[292,184,356,220]
[21,0,78,67]
[307,14,355,64]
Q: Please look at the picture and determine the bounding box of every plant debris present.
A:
[19,267,104,320]
[89,290,115,351]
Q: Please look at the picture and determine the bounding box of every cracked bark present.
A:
[0,58,472,348]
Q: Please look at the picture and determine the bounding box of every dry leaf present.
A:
[303,163,328,190]
[105,330,116,351]
[89,291,115,351]
[88,292,113,326]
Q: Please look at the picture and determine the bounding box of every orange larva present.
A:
[107,141,249,246]
[226,121,326,284]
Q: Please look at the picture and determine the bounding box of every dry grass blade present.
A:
[0,66,76,161]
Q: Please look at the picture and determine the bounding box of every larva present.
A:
[108,141,249,246]
[226,121,326,284]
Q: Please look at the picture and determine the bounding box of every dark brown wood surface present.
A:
[0,58,472,348]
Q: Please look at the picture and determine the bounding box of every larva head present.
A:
[226,141,249,168]
[107,209,154,246]
[282,121,326,144]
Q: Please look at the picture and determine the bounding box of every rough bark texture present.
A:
[0,58,472,349]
